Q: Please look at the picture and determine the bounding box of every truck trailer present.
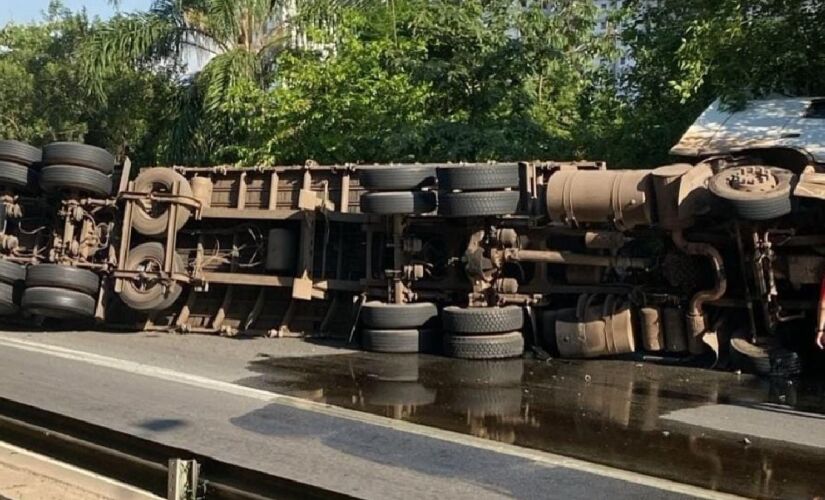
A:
[1,97,824,376]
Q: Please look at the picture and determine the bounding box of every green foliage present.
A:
[4,0,825,169]
[214,0,610,164]
[0,1,177,163]
[597,0,825,167]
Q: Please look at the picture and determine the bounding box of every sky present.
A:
[1,0,152,25]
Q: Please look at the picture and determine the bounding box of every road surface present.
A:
[0,329,820,498]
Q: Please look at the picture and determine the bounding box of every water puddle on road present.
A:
[236,352,825,498]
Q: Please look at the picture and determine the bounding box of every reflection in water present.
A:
[237,352,825,499]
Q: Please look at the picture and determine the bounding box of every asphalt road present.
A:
[0,329,805,499]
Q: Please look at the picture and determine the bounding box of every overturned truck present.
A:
[1,97,824,375]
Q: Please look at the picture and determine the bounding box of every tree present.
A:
[0,1,176,163]
[82,0,357,163]
[247,0,610,164]
[590,0,825,168]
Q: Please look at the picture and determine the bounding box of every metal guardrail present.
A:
[0,397,354,500]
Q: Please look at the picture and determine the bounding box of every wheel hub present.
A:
[729,166,777,193]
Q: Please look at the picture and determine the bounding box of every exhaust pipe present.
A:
[672,230,727,352]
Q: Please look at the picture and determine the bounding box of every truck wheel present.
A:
[442,305,524,334]
[361,301,438,329]
[0,260,26,285]
[42,142,115,174]
[26,264,100,295]
[0,140,41,167]
[437,164,519,191]
[0,282,17,314]
[443,332,525,360]
[22,286,96,318]
[437,191,519,217]
[119,242,184,311]
[359,165,436,191]
[40,165,112,197]
[0,161,37,192]
[361,328,437,353]
[729,331,801,376]
[131,168,193,237]
[360,191,436,215]
[709,166,794,220]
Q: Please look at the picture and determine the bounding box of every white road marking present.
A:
[0,334,740,499]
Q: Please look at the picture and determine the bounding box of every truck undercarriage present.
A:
[3,122,825,375]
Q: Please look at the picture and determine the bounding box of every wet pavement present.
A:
[237,352,825,499]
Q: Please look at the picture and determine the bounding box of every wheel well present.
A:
[728,147,814,175]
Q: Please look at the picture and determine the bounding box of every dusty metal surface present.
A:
[237,352,825,499]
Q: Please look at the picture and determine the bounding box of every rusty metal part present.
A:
[583,231,626,250]
[652,164,691,230]
[546,169,653,230]
[729,166,778,192]
[495,228,519,248]
[651,163,714,230]
[554,294,636,358]
[503,248,651,269]
[0,234,18,252]
[640,306,664,352]
[671,230,727,346]
[190,176,213,208]
[493,277,519,294]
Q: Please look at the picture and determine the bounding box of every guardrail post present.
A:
[167,458,199,500]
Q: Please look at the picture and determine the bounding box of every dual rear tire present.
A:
[360,301,439,353]
[21,264,100,319]
[39,143,115,197]
[441,306,525,360]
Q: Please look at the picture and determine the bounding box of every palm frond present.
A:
[81,12,181,95]
[199,49,262,112]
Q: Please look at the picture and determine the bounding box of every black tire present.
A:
[438,191,519,217]
[359,165,436,191]
[442,305,523,334]
[131,168,194,237]
[729,332,801,376]
[437,164,519,191]
[119,242,184,311]
[445,387,522,416]
[42,142,114,174]
[709,166,795,220]
[0,260,25,285]
[362,328,437,353]
[364,381,437,407]
[361,301,438,329]
[0,282,17,315]
[25,264,100,295]
[361,191,436,215]
[0,140,41,166]
[22,286,96,319]
[449,359,524,385]
[443,332,525,360]
[40,165,112,197]
[0,161,37,191]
